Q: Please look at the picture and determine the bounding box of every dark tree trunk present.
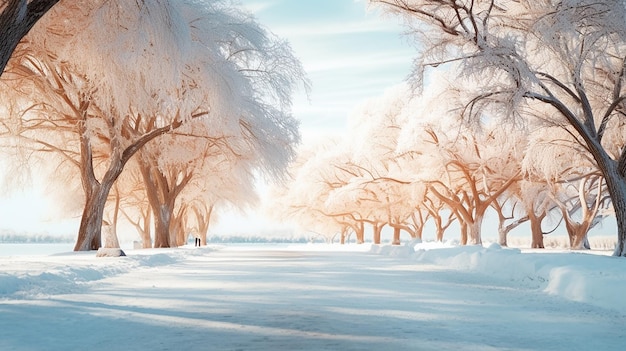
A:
[153,204,172,248]
[74,114,124,251]
[74,182,111,251]
[138,158,174,248]
[0,0,59,76]
[602,168,626,256]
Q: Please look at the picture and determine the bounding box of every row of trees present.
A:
[356,0,626,256]
[270,80,612,249]
[0,0,306,250]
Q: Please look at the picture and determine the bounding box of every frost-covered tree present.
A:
[497,181,552,248]
[266,138,364,243]
[490,193,526,247]
[138,1,304,248]
[2,0,304,250]
[5,0,212,250]
[425,125,521,245]
[552,175,610,249]
[422,188,456,242]
[524,126,611,248]
[344,85,425,244]
[371,0,626,256]
[395,73,523,245]
[138,128,262,248]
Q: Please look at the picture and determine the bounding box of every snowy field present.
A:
[1,242,625,351]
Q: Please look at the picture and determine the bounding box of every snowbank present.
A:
[371,241,625,314]
[0,246,218,299]
[2,242,624,317]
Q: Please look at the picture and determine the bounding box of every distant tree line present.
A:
[270,81,612,250]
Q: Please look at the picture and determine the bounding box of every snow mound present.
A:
[372,242,625,314]
[0,266,108,298]
[133,253,179,267]
[0,246,221,299]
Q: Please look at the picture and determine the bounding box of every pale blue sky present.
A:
[240,0,415,139]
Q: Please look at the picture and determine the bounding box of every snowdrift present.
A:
[1,242,624,316]
[372,241,624,314]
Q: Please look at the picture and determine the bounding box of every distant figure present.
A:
[195,237,201,247]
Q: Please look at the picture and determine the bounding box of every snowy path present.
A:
[1,246,624,350]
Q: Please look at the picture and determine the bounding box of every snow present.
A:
[1,242,625,350]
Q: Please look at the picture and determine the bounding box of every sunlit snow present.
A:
[1,242,623,350]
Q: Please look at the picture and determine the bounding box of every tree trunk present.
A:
[102,223,120,249]
[139,158,172,248]
[153,204,171,248]
[602,168,626,256]
[141,231,152,248]
[498,226,508,247]
[74,181,114,251]
[141,210,152,248]
[460,221,468,245]
[562,213,591,250]
[434,216,445,242]
[121,206,152,248]
[415,225,424,240]
[372,223,383,244]
[171,209,186,246]
[567,222,589,250]
[467,216,483,245]
[392,226,401,245]
[103,186,122,249]
[340,227,348,244]
[530,218,545,249]
[355,222,365,244]
[528,210,545,249]
[497,215,529,248]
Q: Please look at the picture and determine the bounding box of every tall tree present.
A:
[2,0,305,250]
[371,0,626,256]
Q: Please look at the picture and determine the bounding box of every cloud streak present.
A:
[269,18,405,38]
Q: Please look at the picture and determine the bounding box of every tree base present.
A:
[96,248,126,257]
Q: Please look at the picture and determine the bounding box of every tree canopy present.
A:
[368,0,626,256]
[0,0,306,250]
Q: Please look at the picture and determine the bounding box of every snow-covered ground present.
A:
[1,241,624,350]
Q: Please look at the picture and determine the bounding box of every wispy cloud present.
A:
[239,0,414,137]
[303,50,414,73]
[270,18,404,38]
